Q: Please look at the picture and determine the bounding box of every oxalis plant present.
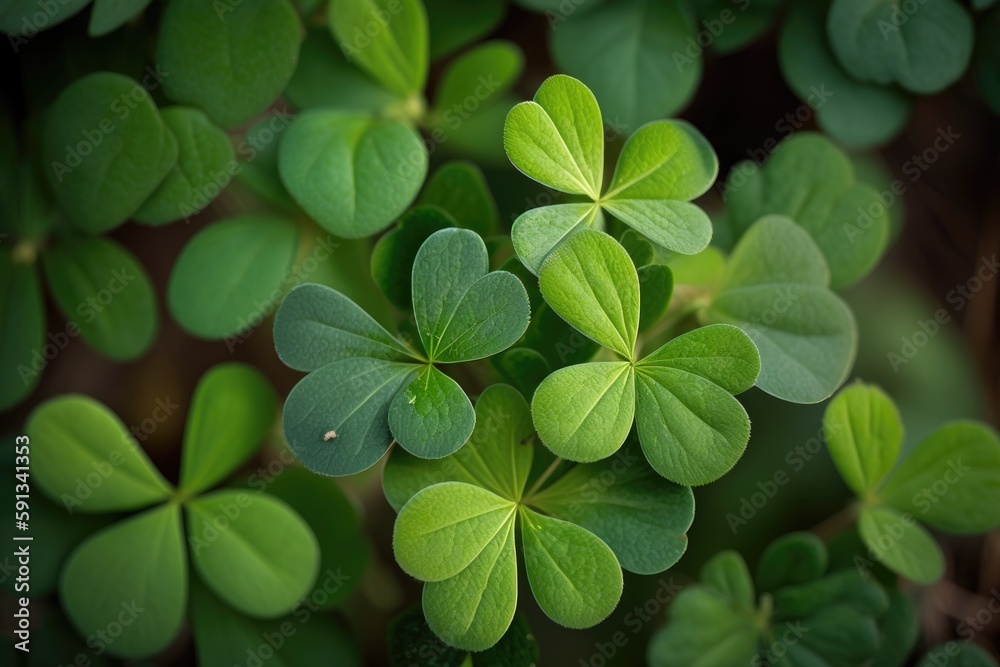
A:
[648,381,1000,667]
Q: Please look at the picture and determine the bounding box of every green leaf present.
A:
[857,505,944,584]
[779,2,912,148]
[282,358,418,476]
[133,107,235,225]
[755,532,828,594]
[705,215,857,404]
[157,0,302,128]
[180,364,276,495]
[394,481,516,581]
[168,215,299,339]
[918,643,1000,667]
[552,0,700,129]
[371,206,453,310]
[538,229,639,358]
[28,395,172,512]
[788,604,880,666]
[417,160,499,236]
[41,72,176,233]
[328,0,428,97]
[770,569,889,620]
[423,506,517,650]
[504,74,604,198]
[88,0,153,37]
[262,466,369,609]
[724,133,890,288]
[700,550,754,609]
[0,0,91,34]
[532,444,694,574]
[279,111,427,238]
[477,611,540,667]
[512,202,604,275]
[492,347,551,399]
[647,587,759,667]
[638,264,674,331]
[0,256,44,410]
[532,361,636,463]
[236,115,298,210]
[879,422,1000,533]
[412,228,530,363]
[433,40,522,118]
[425,0,506,58]
[637,323,761,393]
[187,490,319,617]
[387,606,467,667]
[285,28,399,112]
[827,0,974,94]
[61,505,187,658]
[274,283,415,372]
[389,365,475,458]
[823,382,903,497]
[520,506,622,628]
[383,384,535,509]
[874,589,919,667]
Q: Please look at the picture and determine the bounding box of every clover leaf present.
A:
[649,533,911,667]
[156,0,302,129]
[387,606,538,667]
[722,133,891,288]
[704,215,858,404]
[386,384,694,650]
[827,0,974,95]
[26,363,320,659]
[504,75,718,273]
[42,72,177,234]
[551,0,700,129]
[530,228,759,486]
[780,1,913,148]
[276,228,529,475]
[822,382,1000,584]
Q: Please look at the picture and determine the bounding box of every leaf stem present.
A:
[522,456,563,502]
[810,502,861,541]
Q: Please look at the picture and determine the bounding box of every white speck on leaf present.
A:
[323,430,337,441]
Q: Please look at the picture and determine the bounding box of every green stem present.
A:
[522,456,563,502]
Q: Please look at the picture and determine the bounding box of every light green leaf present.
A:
[157,0,302,128]
[133,107,235,225]
[389,365,475,458]
[0,256,44,410]
[780,2,912,149]
[531,443,694,574]
[187,490,320,617]
[700,551,754,610]
[167,215,299,339]
[285,28,399,112]
[61,505,186,658]
[423,510,517,651]
[383,384,535,510]
[724,133,889,288]
[88,0,152,36]
[532,361,635,463]
[520,507,622,628]
[279,111,427,238]
[328,0,428,97]
[274,283,415,372]
[637,323,761,394]
[503,74,604,198]
[42,72,176,233]
[538,228,639,358]
[371,206,453,310]
[552,0,700,129]
[857,505,944,584]
[827,0,974,94]
[27,395,173,512]
[412,228,530,363]
[42,237,158,360]
[432,40,522,119]
[823,382,903,497]
[647,587,760,667]
[512,202,603,275]
[417,160,499,236]
[426,0,506,58]
[880,422,1000,533]
[394,481,516,582]
[705,215,857,404]
[180,364,276,495]
[755,532,828,594]
[0,0,90,34]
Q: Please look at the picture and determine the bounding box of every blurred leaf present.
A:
[426,0,505,58]
[0,257,44,410]
[431,40,522,125]
[647,587,759,667]
[88,0,153,37]
[418,160,499,236]
[700,550,755,609]
[491,347,550,399]
[755,531,828,594]
[638,264,674,331]
[875,589,919,667]
[387,606,467,667]
[918,644,1000,667]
